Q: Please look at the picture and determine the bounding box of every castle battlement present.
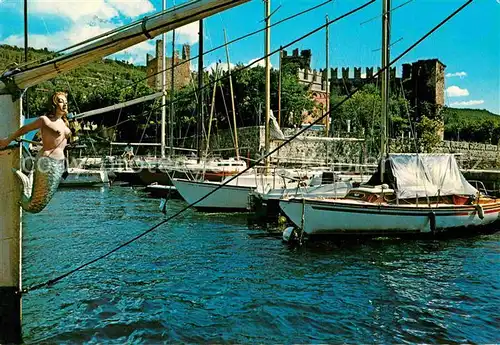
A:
[297,66,399,93]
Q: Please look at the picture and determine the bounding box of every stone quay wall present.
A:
[208,126,500,171]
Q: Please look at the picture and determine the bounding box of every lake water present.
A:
[22,186,500,343]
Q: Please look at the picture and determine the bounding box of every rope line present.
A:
[69,1,363,134]
[116,0,333,93]
[11,0,203,71]
[114,1,376,126]
[20,0,473,295]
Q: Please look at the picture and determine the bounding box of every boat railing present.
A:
[468,180,490,196]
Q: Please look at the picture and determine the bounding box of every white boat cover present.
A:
[388,154,478,199]
[269,110,285,140]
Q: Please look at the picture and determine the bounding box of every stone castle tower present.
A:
[146,40,192,91]
[402,59,446,120]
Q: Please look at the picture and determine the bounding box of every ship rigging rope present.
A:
[116,0,333,94]
[8,0,332,91]
[11,0,203,70]
[105,1,377,127]
[77,0,363,132]
[20,0,474,295]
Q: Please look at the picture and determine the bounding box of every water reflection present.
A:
[22,187,499,343]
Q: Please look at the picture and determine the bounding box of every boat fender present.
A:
[428,211,436,234]
[475,204,485,220]
[283,227,297,243]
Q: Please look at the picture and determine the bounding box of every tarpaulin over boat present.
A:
[366,154,478,199]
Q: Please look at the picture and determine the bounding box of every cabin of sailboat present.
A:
[365,154,478,201]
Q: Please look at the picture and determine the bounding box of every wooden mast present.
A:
[264,0,271,172]
[223,29,239,160]
[161,0,167,158]
[380,0,390,182]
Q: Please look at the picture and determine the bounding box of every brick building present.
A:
[146,40,192,91]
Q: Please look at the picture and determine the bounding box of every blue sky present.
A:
[0,0,499,114]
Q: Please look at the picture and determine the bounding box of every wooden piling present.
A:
[0,94,23,343]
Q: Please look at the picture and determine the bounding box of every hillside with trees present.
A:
[442,107,500,144]
[0,44,315,152]
[1,44,498,154]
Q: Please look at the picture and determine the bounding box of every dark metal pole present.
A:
[278,46,282,127]
[24,0,29,118]
[197,19,204,161]
[380,0,391,182]
[169,29,175,156]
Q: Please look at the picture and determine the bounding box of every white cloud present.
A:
[107,0,155,18]
[3,22,113,51]
[446,71,467,78]
[29,0,155,22]
[207,61,236,74]
[247,58,272,68]
[174,22,199,45]
[30,0,119,22]
[450,100,485,107]
[446,85,469,97]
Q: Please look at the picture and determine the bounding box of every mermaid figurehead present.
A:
[49,91,69,126]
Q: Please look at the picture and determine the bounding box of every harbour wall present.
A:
[209,126,500,171]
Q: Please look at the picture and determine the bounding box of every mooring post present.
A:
[0,94,23,343]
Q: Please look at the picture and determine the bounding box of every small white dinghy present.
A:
[59,168,110,188]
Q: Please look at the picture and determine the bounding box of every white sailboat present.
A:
[279,0,500,240]
[171,176,254,212]
[280,154,500,237]
[172,170,309,212]
[250,170,365,218]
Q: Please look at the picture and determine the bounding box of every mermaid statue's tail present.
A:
[13,156,65,213]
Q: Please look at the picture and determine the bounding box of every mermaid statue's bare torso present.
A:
[0,91,71,213]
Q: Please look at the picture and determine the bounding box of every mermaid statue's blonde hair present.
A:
[47,91,69,126]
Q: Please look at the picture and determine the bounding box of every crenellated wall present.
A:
[297,66,400,94]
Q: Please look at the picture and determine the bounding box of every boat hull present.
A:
[279,198,500,236]
[138,168,184,186]
[145,184,181,199]
[171,179,252,212]
[59,169,109,188]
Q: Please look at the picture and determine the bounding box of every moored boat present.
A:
[172,169,309,212]
[279,154,500,239]
[171,178,253,212]
[59,168,110,188]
